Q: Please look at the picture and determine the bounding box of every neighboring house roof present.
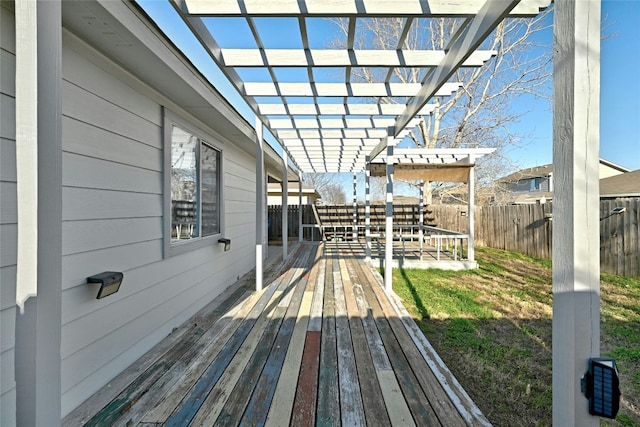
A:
[498,158,630,184]
[498,165,553,183]
[495,169,639,204]
[599,158,632,175]
[600,169,640,198]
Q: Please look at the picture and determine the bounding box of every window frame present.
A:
[163,108,225,258]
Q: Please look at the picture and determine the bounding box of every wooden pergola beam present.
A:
[221,49,496,67]
[258,103,436,116]
[243,82,462,98]
[269,117,422,130]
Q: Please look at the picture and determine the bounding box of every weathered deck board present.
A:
[355,253,442,426]
[240,249,316,426]
[72,242,481,427]
[139,286,267,424]
[363,256,467,427]
[291,331,321,427]
[334,256,367,427]
[344,251,415,427]
[78,284,250,427]
[316,252,340,427]
[163,251,303,427]
[308,253,325,332]
[265,247,320,426]
[339,257,391,427]
[189,248,314,426]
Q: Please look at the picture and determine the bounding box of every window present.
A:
[164,109,223,256]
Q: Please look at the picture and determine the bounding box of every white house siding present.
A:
[0,4,17,426]
[599,163,625,179]
[58,32,257,417]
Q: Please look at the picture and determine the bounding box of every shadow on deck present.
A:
[63,242,489,426]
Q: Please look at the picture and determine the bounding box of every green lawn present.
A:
[393,247,640,427]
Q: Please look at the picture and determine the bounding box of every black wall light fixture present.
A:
[218,238,231,251]
[88,272,124,299]
[581,357,621,419]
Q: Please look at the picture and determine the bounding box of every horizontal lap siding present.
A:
[59,38,257,417]
[0,5,16,426]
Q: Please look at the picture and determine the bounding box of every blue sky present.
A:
[508,0,640,172]
[600,0,640,171]
[139,0,639,179]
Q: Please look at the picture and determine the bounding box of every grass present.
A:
[393,246,640,427]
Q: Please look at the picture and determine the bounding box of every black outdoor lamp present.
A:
[218,238,231,251]
[88,271,124,299]
[581,357,621,419]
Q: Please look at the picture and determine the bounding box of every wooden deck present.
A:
[64,242,489,427]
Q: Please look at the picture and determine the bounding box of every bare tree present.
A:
[329,9,553,204]
[322,183,347,204]
[302,172,340,200]
[302,173,349,204]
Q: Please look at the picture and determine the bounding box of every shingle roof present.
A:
[600,169,640,198]
[497,164,553,183]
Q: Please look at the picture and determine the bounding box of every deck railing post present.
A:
[384,129,394,292]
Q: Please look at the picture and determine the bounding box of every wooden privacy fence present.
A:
[268,199,639,277]
[430,199,639,278]
[599,199,640,278]
[267,205,321,241]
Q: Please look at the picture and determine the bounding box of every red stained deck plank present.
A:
[291,331,321,427]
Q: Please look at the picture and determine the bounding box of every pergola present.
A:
[169,0,549,288]
[167,3,603,423]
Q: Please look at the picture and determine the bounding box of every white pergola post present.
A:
[255,119,264,291]
[352,172,358,241]
[263,169,268,260]
[298,172,303,242]
[419,182,424,260]
[467,155,476,262]
[552,1,601,425]
[281,153,288,260]
[384,130,394,292]
[365,156,371,262]
[14,1,63,424]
